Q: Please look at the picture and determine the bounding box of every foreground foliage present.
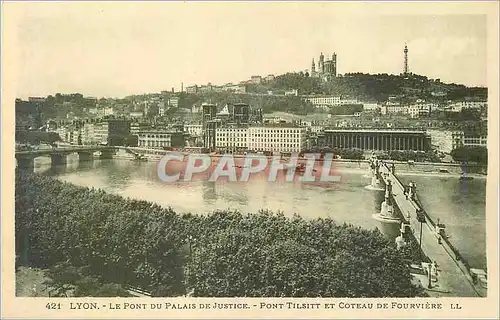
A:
[16,170,424,297]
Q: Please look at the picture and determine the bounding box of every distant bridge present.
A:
[15,145,113,157]
[15,145,120,171]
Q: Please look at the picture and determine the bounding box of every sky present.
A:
[7,2,489,99]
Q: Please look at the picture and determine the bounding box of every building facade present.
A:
[202,103,219,151]
[184,124,203,137]
[447,100,487,112]
[137,131,184,149]
[322,129,431,151]
[215,127,249,153]
[247,126,307,153]
[186,85,198,94]
[168,97,179,108]
[408,102,434,118]
[428,129,454,154]
[232,103,250,125]
[214,126,307,154]
[381,104,408,115]
[250,76,262,84]
[302,95,341,108]
[451,131,487,150]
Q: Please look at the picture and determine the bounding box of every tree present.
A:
[450,146,488,165]
[16,172,425,298]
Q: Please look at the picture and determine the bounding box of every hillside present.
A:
[248,72,487,103]
[15,72,488,124]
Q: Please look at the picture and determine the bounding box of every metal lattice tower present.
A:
[404,43,409,74]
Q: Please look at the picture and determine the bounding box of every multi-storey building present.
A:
[168,97,179,108]
[55,127,68,143]
[184,124,203,136]
[186,85,198,94]
[93,119,131,146]
[264,74,275,82]
[215,125,307,154]
[408,102,434,118]
[302,95,341,108]
[215,127,249,153]
[137,130,185,149]
[191,104,201,114]
[94,122,109,144]
[247,126,307,153]
[340,98,359,105]
[447,100,487,112]
[130,111,144,119]
[451,131,487,150]
[250,75,262,84]
[363,103,380,111]
[322,129,431,151]
[222,84,247,93]
[103,107,115,116]
[81,123,96,145]
[158,101,166,116]
[130,122,151,136]
[308,126,325,134]
[28,97,46,103]
[381,104,408,115]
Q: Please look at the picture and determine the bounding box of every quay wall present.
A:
[113,148,487,176]
[331,160,486,175]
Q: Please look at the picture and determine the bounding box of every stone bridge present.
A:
[368,158,486,297]
[15,146,117,171]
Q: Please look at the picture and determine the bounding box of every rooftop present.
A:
[324,128,427,134]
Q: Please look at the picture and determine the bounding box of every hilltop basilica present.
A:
[310,52,337,81]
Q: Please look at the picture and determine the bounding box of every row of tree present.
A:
[384,150,442,163]
[16,170,425,297]
[451,146,488,165]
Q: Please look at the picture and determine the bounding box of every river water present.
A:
[33,155,487,270]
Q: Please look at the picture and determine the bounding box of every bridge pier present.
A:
[380,180,395,217]
[51,154,67,166]
[78,151,93,162]
[16,155,34,172]
[100,149,115,160]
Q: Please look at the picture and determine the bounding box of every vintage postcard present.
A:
[1,1,499,319]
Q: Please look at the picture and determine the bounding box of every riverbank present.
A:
[114,150,487,178]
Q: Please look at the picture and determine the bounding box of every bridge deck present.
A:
[15,146,112,157]
[378,163,485,297]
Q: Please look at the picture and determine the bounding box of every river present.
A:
[33,155,487,270]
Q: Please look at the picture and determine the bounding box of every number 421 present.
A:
[46,303,61,310]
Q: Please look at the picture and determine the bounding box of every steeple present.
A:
[311,58,316,73]
[319,52,325,73]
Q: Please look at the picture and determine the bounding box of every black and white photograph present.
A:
[3,1,499,319]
